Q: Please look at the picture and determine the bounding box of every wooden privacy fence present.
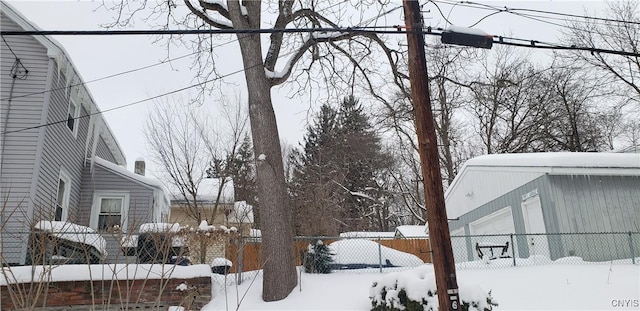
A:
[225,238,431,273]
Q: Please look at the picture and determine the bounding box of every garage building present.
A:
[446,152,640,262]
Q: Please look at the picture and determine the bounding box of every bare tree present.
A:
[467,47,550,154]
[102,1,410,300]
[145,97,208,224]
[145,96,249,264]
[562,1,640,105]
[537,64,616,152]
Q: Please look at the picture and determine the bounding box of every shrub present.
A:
[369,265,498,311]
[303,239,334,274]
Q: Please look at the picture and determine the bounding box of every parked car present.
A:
[26,221,107,265]
[120,223,189,265]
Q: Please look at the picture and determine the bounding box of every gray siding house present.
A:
[446,152,640,262]
[1,2,169,265]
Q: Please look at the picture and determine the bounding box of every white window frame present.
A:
[54,170,71,222]
[90,191,130,232]
[67,98,79,138]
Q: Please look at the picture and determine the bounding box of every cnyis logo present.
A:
[611,299,639,308]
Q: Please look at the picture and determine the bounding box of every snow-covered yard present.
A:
[204,260,640,310]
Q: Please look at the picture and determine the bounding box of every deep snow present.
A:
[204,261,639,310]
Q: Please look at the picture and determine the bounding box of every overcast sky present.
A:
[5,0,610,180]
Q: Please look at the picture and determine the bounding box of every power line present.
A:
[0,38,242,101]
[434,0,639,26]
[1,42,303,136]
[2,26,637,57]
[2,27,638,135]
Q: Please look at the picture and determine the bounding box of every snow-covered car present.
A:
[120,223,189,265]
[328,239,424,270]
[27,221,107,265]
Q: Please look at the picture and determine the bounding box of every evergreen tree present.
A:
[303,239,334,274]
[288,96,393,235]
[228,135,259,227]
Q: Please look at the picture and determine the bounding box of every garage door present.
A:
[469,206,515,235]
[469,207,515,260]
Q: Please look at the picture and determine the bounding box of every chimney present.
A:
[134,158,146,176]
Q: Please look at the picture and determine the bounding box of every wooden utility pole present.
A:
[402,1,461,310]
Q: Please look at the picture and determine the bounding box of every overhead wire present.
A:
[0,40,304,135]
[0,0,354,102]
[2,4,638,135]
[427,0,635,45]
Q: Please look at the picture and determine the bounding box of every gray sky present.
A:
[6,0,610,179]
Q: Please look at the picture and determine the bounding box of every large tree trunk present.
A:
[231,2,296,301]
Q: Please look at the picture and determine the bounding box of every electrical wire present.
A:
[0,38,240,101]
[428,0,635,46]
[436,0,639,26]
[0,41,303,136]
[2,27,638,135]
[0,0,351,102]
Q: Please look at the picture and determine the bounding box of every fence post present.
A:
[629,232,636,265]
[510,234,516,267]
[237,236,244,285]
[378,236,382,273]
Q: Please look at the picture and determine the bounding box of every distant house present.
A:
[169,178,235,228]
[394,225,428,239]
[0,2,169,265]
[169,178,254,264]
[445,152,640,262]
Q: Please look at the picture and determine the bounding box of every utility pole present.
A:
[402,1,460,311]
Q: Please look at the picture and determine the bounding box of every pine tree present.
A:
[229,135,259,227]
[303,239,334,274]
[288,96,394,234]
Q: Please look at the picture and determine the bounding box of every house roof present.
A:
[1,2,126,166]
[447,152,640,197]
[170,178,235,204]
[394,225,428,238]
[463,152,640,169]
[444,152,640,220]
[92,156,170,216]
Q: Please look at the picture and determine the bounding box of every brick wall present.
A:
[1,276,211,310]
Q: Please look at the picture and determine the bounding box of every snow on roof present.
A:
[463,152,640,169]
[394,225,428,238]
[93,156,166,190]
[139,223,181,233]
[92,156,171,216]
[339,231,395,239]
[35,221,107,256]
[172,178,234,203]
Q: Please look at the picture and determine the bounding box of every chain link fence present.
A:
[224,232,639,275]
[4,228,638,273]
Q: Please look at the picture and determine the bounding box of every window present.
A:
[67,99,79,136]
[91,192,129,231]
[98,198,122,231]
[54,171,71,221]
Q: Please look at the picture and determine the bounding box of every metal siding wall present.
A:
[33,65,89,225]
[79,164,154,232]
[451,176,558,259]
[550,175,639,233]
[95,136,117,163]
[0,14,49,264]
[550,175,640,260]
[446,169,545,219]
